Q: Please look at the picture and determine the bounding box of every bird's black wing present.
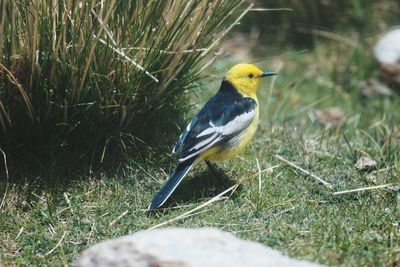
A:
[174,81,257,163]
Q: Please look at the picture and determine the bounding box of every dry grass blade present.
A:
[0,63,35,122]
[0,101,11,130]
[63,193,74,214]
[243,164,281,182]
[109,210,129,226]
[256,158,262,194]
[91,8,117,46]
[0,147,9,210]
[250,8,293,12]
[79,0,117,91]
[296,27,359,48]
[147,184,239,231]
[333,183,395,195]
[122,47,207,54]
[16,226,24,240]
[275,154,333,190]
[44,231,67,256]
[201,3,254,56]
[96,36,159,83]
[196,47,224,75]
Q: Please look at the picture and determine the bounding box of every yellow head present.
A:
[225,63,276,98]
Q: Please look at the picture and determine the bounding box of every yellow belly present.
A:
[198,109,259,162]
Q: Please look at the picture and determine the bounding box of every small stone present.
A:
[74,228,323,267]
[374,27,400,65]
[310,107,346,128]
[355,156,377,172]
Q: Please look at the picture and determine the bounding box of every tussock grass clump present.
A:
[0,0,244,164]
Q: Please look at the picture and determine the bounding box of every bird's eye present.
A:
[248,73,254,78]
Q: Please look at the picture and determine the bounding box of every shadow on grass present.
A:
[0,146,149,211]
[159,163,242,210]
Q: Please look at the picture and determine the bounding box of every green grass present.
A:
[1,30,400,267]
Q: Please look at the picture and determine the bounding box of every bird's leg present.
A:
[205,160,221,178]
[205,160,233,189]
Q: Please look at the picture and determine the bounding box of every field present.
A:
[1,1,400,266]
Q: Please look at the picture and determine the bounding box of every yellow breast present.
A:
[199,106,259,162]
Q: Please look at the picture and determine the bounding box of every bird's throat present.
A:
[229,79,259,99]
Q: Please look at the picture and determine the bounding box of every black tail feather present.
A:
[148,158,196,211]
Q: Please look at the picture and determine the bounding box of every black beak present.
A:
[260,72,277,78]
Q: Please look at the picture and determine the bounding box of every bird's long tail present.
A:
[148,157,196,211]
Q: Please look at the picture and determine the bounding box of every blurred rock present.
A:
[360,80,393,97]
[355,156,377,172]
[310,107,346,128]
[74,228,323,267]
[373,27,400,87]
[374,27,400,65]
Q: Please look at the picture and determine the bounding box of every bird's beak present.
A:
[260,72,277,78]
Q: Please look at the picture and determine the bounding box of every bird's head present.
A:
[225,63,277,97]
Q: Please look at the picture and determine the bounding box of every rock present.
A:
[374,27,400,65]
[373,27,400,87]
[309,107,346,128]
[355,156,377,172]
[75,228,323,267]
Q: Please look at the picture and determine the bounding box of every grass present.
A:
[0,0,245,164]
[240,0,400,48]
[2,8,400,267]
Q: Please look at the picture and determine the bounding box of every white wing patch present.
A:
[190,132,219,151]
[178,110,255,162]
[197,110,254,138]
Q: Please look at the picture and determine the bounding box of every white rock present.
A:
[355,156,377,172]
[75,228,323,267]
[374,27,400,65]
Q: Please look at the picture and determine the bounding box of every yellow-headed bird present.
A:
[148,64,277,211]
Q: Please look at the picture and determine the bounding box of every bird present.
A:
[148,63,277,211]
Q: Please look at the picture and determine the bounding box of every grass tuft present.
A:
[0,0,245,168]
